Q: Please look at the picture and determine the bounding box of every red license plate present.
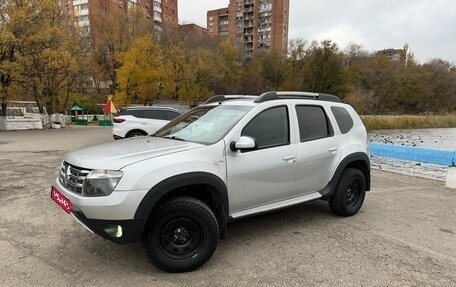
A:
[51,186,72,214]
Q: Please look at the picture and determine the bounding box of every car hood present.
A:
[65,136,204,170]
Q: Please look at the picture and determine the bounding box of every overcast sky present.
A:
[178,0,456,64]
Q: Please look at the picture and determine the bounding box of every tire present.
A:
[144,196,219,273]
[329,168,366,217]
[127,131,146,138]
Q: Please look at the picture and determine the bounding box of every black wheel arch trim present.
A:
[320,152,371,200]
[126,129,148,137]
[134,172,229,239]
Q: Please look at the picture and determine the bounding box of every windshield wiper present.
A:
[164,135,186,141]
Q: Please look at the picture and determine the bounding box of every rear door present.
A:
[293,104,342,195]
[143,109,170,134]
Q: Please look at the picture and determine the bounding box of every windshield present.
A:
[154,105,253,145]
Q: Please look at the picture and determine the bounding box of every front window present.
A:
[155,105,253,145]
[242,106,289,149]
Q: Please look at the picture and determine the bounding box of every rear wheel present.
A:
[144,197,219,272]
[329,168,366,216]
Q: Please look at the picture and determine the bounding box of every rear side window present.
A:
[144,110,167,120]
[242,106,289,149]
[121,109,144,118]
[331,106,353,134]
[296,105,332,142]
[165,111,180,120]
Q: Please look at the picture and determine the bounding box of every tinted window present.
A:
[121,109,144,118]
[296,106,332,142]
[144,110,167,120]
[331,106,353,134]
[165,111,180,120]
[242,106,289,149]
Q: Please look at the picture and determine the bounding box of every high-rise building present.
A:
[207,8,229,37]
[61,0,178,35]
[162,0,178,25]
[207,0,289,56]
[376,48,406,62]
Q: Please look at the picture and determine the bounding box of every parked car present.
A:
[51,91,370,272]
[112,106,181,139]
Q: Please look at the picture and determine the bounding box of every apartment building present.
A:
[207,8,230,37]
[207,0,289,56]
[61,0,178,35]
[376,48,405,62]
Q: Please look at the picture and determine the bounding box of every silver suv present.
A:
[51,91,370,272]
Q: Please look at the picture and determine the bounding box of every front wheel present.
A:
[144,197,219,272]
[329,168,366,216]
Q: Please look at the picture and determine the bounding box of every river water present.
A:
[368,128,456,180]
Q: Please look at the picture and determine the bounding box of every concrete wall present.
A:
[369,142,456,189]
[5,117,43,130]
[369,143,455,166]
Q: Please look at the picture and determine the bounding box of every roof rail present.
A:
[254,91,342,103]
[204,95,257,104]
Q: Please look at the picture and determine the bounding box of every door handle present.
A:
[282,155,296,163]
[328,147,338,152]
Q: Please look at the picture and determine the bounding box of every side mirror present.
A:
[230,136,257,152]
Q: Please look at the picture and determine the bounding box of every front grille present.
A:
[59,162,91,194]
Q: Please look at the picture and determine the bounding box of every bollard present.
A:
[446,167,456,189]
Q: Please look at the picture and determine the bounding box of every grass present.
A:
[361,115,456,130]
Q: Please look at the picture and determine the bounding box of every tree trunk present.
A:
[1,102,6,117]
[0,102,6,131]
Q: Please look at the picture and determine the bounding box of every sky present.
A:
[178,0,456,64]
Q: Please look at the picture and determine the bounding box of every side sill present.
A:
[230,192,322,220]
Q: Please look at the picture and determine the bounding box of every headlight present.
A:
[83,170,123,197]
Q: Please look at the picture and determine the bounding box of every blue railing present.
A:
[368,143,456,166]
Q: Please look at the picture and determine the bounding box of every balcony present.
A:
[74,9,89,16]
[72,0,88,6]
[244,20,254,27]
[154,14,162,22]
[244,36,253,43]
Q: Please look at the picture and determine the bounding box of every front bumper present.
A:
[71,205,146,244]
[54,179,150,243]
[113,134,124,140]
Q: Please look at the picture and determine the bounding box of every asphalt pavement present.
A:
[0,127,455,286]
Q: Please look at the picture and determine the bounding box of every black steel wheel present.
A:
[144,197,219,272]
[329,168,366,216]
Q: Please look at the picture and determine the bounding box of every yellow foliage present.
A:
[116,36,165,105]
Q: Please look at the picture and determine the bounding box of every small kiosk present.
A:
[69,102,87,125]
[99,97,117,126]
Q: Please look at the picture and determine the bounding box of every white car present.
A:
[112,106,181,139]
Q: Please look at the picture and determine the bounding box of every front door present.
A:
[226,106,296,214]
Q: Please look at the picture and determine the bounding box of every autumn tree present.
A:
[0,0,89,128]
[301,40,347,96]
[0,28,16,120]
[116,35,165,106]
[179,48,219,106]
[239,56,263,95]
[257,50,288,91]
[215,38,242,94]
[14,1,80,116]
[285,38,309,90]
[91,7,152,93]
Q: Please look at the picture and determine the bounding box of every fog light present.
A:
[104,224,123,238]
